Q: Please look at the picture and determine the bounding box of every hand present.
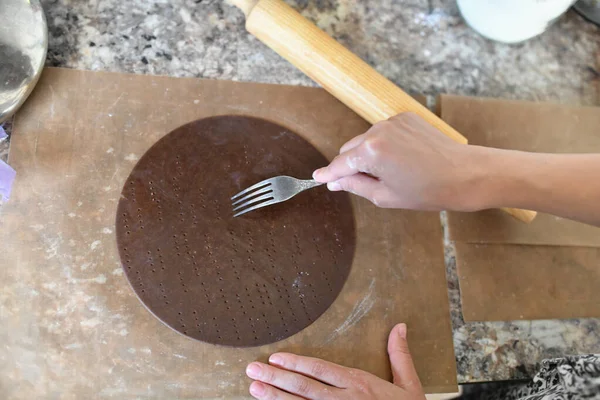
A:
[313,112,486,211]
[245,323,426,400]
[313,112,600,226]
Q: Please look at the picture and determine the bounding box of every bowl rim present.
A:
[0,0,49,124]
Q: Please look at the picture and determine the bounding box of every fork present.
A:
[231,176,324,217]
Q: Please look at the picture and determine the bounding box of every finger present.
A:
[246,362,337,399]
[387,323,423,390]
[268,352,351,388]
[249,381,300,400]
[312,148,369,183]
[327,174,382,205]
[339,133,368,154]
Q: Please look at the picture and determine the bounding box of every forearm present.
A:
[472,148,600,226]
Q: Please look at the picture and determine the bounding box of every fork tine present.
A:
[233,198,278,218]
[232,192,275,212]
[231,186,273,207]
[230,179,272,201]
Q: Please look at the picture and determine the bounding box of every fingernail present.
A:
[246,363,262,379]
[269,354,283,365]
[397,323,407,339]
[250,381,265,397]
[327,181,341,191]
[312,169,322,179]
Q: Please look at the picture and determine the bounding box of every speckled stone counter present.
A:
[3,0,600,386]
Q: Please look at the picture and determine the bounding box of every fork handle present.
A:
[298,179,325,192]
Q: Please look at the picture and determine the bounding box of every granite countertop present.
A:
[3,0,600,385]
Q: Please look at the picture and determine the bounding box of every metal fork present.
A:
[231,176,324,217]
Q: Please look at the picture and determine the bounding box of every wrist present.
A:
[459,146,531,211]
[461,145,518,211]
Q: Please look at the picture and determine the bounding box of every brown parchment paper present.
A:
[455,242,600,321]
[440,95,600,321]
[0,67,457,398]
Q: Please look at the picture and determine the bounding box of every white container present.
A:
[457,0,577,43]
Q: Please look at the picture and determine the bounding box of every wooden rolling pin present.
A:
[230,0,537,224]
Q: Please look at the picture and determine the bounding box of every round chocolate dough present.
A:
[116,116,356,347]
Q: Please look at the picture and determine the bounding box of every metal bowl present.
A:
[0,0,48,123]
[574,0,600,26]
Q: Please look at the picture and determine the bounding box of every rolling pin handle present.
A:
[229,0,259,17]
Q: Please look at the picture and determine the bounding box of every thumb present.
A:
[388,323,422,391]
[326,174,382,206]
